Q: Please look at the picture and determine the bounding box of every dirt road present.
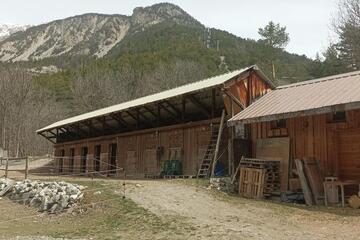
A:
[127,180,360,240]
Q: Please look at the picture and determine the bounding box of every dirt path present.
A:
[126,180,360,240]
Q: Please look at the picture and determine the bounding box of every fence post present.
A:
[5,158,9,178]
[25,156,29,179]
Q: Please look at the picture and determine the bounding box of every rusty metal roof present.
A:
[37,65,272,133]
[228,70,360,125]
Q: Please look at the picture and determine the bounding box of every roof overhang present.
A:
[37,65,273,135]
[228,101,360,125]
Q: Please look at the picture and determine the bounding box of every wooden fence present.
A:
[0,156,29,179]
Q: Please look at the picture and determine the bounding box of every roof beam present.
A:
[95,116,112,130]
[186,95,211,118]
[39,132,56,144]
[110,113,132,130]
[159,102,178,119]
[143,106,158,119]
[164,100,182,117]
[222,90,245,110]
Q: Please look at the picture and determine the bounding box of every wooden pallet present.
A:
[239,158,281,195]
[163,175,196,179]
[239,168,265,199]
[144,174,161,179]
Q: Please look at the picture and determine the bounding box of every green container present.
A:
[161,160,182,176]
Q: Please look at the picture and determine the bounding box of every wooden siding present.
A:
[224,72,270,116]
[52,70,273,177]
[54,119,228,177]
[249,109,360,181]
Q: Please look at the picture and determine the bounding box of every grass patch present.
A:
[0,179,187,240]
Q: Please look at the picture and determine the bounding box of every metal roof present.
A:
[38,65,271,133]
[228,70,360,125]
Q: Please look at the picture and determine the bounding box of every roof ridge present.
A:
[277,70,360,90]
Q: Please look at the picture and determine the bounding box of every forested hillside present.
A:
[31,15,316,116]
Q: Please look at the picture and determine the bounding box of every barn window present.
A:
[271,119,286,129]
[332,111,346,122]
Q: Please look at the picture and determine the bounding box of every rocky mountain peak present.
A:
[0,23,29,41]
[0,3,201,62]
[132,3,201,27]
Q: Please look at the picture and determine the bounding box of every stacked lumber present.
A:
[238,158,281,198]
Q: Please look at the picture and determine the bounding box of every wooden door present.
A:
[80,147,88,173]
[337,129,360,180]
[94,145,101,172]
[144,149,158,174]
[126,151,137,175]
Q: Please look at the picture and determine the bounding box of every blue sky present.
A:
[1,0,338,58]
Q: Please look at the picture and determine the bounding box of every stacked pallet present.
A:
[239,158,281,198]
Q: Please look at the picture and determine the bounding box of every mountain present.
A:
[0,3,200,62]
[0,23,29,41]
[1,2,317,86]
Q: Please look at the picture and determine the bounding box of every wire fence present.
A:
[0,155,128,181]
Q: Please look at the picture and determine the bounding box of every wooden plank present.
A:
[303,158,324,205]
[25,156,29,179]
[256,137,290,192]
[231,157,243,184]
[5,158,9,178]
[211,110,226,177]
[294,159,313,206]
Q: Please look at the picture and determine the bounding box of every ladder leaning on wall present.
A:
[197,110,226,178]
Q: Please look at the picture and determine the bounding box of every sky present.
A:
[0,0,339,58]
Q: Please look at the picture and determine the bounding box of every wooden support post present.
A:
[5,157,9,178]
[25,156,29,179]
[136,109,139,129]
[211,110,226,177]
[228,138,233,176]
[223,90,245,110]
[157,103,161,127]
[211,88,216,118]
[182,97,186,123]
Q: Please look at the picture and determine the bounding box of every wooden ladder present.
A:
[197,110,225,178]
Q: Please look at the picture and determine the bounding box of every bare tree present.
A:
[71,65,130,113]
[0,66,64,156]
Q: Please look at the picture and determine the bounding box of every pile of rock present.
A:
[0,179,85,213]
[0,178,15,196]
[209,177,236,193]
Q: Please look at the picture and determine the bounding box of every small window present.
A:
[332,111,346,122]
[271,119,286,129]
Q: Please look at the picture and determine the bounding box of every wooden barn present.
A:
[229,70,360,204]
[37,65,273,178]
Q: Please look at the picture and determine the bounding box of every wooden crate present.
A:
[239,168,266,199]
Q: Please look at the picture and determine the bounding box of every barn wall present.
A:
[223,72,271,116]
[54,119,229,177]
[249,109,360,179]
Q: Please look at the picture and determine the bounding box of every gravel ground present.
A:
[126,180,360,240]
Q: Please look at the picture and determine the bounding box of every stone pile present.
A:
[0,178,85,213]
[0,178,15,196]
[209,177,236,193]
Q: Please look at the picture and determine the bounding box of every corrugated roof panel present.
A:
[229,70,360,124]
[38,65,270,133]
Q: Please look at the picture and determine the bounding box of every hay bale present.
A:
[348,195,360,209]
